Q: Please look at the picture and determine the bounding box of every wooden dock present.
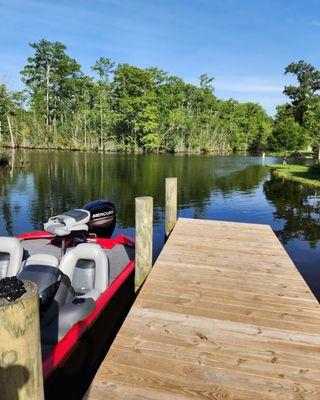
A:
[84,218,320,400]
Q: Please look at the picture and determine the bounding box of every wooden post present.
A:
[0,280,44,400]
[135,196,153,291]
[165,177,177,239]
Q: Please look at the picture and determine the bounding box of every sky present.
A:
[1,0,320,115]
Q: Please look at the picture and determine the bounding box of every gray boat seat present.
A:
[25,253,59,269]
[44,209,90,236]
[0,237,24,278]
[59,243,108,300]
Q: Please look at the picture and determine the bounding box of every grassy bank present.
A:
[267,164,320,188]
[266,150,315,158]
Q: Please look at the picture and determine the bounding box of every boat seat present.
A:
[0,237,24,278]
[44,209,90,236]
[25,253,59,269]
[59,243,109,300]
[18,253,62,313]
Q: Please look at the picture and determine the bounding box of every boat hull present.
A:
[44,268,135,400]
[15,231,136,398]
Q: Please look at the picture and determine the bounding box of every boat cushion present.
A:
[72,259,95,295]
[0,252,10,279]
[44,209,90,236]
[0,237,23,277]
[18,263,62,310]
[59,243,109,294]
[25,253,59,269]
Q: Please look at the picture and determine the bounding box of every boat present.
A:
[0,200,135,399]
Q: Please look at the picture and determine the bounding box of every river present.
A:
[1,150,320,299]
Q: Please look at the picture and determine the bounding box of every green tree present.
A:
[199,74,215,92]
[112,64,159,150]
[21,39,82,140]
[304,99,320,160]
[92,57,116,149]
[0,84,11,141]
[268,117,307,152]
[0,84,25,146]
[284,60,320,124]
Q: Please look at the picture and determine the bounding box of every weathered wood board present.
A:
[84,218,320,399]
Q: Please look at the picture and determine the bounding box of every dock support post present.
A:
[135,196,153,291]
[165,177,177,239]
[0,280,44,400]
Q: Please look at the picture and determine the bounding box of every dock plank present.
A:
[84,218,320,399]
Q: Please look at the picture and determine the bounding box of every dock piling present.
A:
[0,280,44,400]
[135,196,153,291]
[165,177,177,239]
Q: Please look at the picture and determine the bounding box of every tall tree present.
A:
[91,57,115,149]
[304,98,320,160]
[0,84,10,142]
[0,84,24,146]
[112,64,159,150]
[199,74,215,92]
[284,60,320,124]
[21,39,82,138]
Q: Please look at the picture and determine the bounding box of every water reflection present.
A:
[0,151,268,231]
[264,177,320,248]
[215,165,268,195]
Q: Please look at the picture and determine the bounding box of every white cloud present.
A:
[211,76,292,115]
[309,20,320,27]
[215,77,283,94]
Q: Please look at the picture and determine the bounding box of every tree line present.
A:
[0,39,319,155]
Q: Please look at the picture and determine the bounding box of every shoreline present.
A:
[1,145,317,161]
[267,164,320,188]
[0,145,247,156]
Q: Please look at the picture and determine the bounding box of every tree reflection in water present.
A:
[264,176,320,249]
[1,150,320,299]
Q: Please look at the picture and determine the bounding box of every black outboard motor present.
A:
[83,200,116,238]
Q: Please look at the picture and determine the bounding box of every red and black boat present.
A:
[0,200,135,399]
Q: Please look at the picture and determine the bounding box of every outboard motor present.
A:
[83,200,116,238]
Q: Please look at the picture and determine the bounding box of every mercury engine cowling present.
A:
[83,200,116,238]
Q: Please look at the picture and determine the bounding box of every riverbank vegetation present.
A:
[1,40,320,154]
[267,164,320,188]
[0,39,273,153]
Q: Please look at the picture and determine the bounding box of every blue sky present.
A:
[1,0,320,114]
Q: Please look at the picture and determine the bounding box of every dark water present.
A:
[1,150,320,300]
